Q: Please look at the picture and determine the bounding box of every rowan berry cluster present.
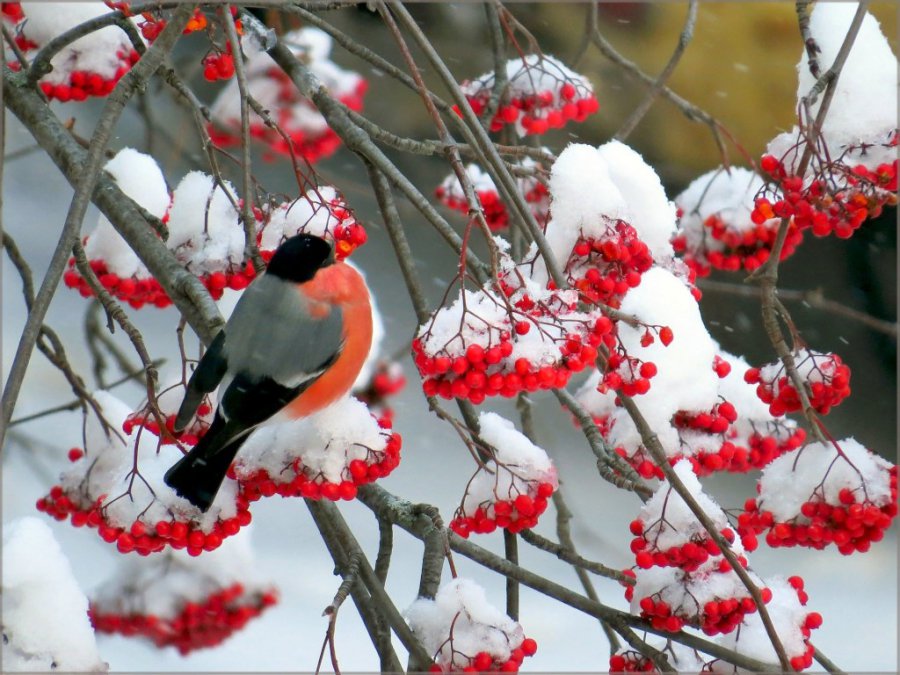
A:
[752,153,898,239]
[354,361,407,428]
[427,638,538,674]
[123,399,213,447]
[435,161,551,233]
[202,51,235,82]
[450,481,555,537]
[631,518,739,572]
[39,51,140,101]
[457,55,598,135]
[609,651,657,673]
[565,223,654,309]
[745,349,851,416]
[208,28,367,163]
[414,307,611,404]
[90,583,277,655]
[37,485,252,556]
[234,428,401,504]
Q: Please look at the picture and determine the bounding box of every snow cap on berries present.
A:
[2,517,106,672]
[638,459,731,550]
[84,148,169,278]
[758,439,894,521]
[406,578,525,669]
[607,267,719,453]
[234,395,389,485]
[797,4,897,156]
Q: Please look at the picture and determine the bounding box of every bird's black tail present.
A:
[164,415,247,512]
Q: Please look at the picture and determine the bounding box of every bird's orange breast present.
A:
[284,262,373,418]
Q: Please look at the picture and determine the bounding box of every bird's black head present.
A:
[266,234,335,283]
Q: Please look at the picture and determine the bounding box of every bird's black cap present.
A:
[265,233,335,283]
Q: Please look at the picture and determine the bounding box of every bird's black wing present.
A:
[174,330,228,432]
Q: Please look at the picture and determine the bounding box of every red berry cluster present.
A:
[458,76,599,135]
[37,484,252,556]
[202,51,235,82]
[739,467,898,555]
[752,154,898,239]
[436,185,509,232]
[673,211,804,277]
[609,650,657,673]
[63,257,258,309]
[566,223,654,309]
[90,584,277,655]
[783,576,821,671]
[123,401,212,446]
[428,638,538,673]
[414,318,608,404]
[674,400,738,435]
[209,71,368,164]
[636,596,686,633]
[631,520,738,573]
[745,350,851,416]
[38,50,140,101]
[235,429,402,504]
[450,482,555,538]
[695,424,806,477]
[332,218,368,260]
[354,362,406,428]
[600,350,658,397]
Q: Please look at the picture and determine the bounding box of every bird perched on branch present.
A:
[164,233,373,511]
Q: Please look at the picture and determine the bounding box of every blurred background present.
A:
[3,2,896,671]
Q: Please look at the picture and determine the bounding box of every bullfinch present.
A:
[164,233,373,512]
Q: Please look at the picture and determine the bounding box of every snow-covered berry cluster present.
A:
[435,160,550,232]
[673,167,804,276]
[406,578,538,673]
[413,285,609,404]
[712,576,822,672]
[628,462,768,636]
[738,439,897,555]
[745,348,851,416]
[449,413,557,537]
[90,533,276,654]
[36,391,250,556]
[209,27,367,163]
[232,396,401,504]
[3,2,140,101]
[123,374,215,446]
[457,54,598,136]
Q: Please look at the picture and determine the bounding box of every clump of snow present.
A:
[83,148,169,278]
[606,267,719,455]
[234,395,390,485]
[637,460,730,551]
[17,2,139,84]
[2,517,107,672]
[165,172,244,274]
[768,4,897,170]
[406,578,525,669]
[460,412,556,515]
[758,439,894,521]
[259,186,354,251]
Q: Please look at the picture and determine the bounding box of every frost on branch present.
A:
[755,4,898,240]
[435,159,550,233]
[36,391,250,556]
[739,439,897,555]
[90,530,277,655]
[406,578,538,672]
[711,576,822,672]
[2,517,107,672]
[457,54,598,136]
[449,412,557,537]
[209,27,367,163]
[673,167,803,276]
[628,462,768,636]
[232,395,401,503]
[3,2,140,101]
